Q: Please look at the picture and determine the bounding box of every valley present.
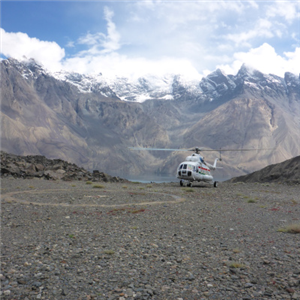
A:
[1,58,299,178]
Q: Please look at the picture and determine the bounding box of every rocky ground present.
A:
[1,178,300,300]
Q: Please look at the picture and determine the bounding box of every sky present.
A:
[1,0,300,80]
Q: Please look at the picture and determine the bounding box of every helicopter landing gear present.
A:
[213,181,218,188]
[180,180,192,187]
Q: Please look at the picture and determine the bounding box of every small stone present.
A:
[32,281,42,289]
[126,289,133,297]
[17,278,27,284]
[264,291,273,297]
[128,283,134,289]
[187,274,195,281]
[145,289,153,295]
[61,289,67,296]
[292,293,300,300]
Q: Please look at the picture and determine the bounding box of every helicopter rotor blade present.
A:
[129,147,273,152]
[199,148,273,151]
[129,147,190,152]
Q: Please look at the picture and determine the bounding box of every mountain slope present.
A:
[0,58,169,175]
[229,155,300,184]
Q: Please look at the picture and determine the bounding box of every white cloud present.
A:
[77,6,120,55]
[78,32,102,46]
[62,53,202,80]
[246,0,259,9]
[226,18,274,47]
[1,1,299,80]
[66,41,75,48]
[217,43,300,77]
[284,47,300,72]
[0,28,65,72]
[58,5,203,79]
[266,1,300,22]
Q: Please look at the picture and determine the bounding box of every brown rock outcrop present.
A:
[229,155,300,184]
[0,151,127,182]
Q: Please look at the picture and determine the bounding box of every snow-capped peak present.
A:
[4,57,298,104]
[6,57,48,80]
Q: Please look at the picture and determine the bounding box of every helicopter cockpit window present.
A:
[183,164,187,169]
[179,164,183,169]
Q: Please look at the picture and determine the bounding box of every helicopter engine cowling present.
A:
[185,154,202,162]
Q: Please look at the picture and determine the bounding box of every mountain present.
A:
[53,69,203,103]
[1,57,300,179]
[229,155,300,184]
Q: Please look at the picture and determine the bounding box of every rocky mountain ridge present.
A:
[1,57,299,178]
[9,58,300,105]
[0,151,126,182]
[230,155,300,184]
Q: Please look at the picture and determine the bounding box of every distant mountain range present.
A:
[1,57,299,178]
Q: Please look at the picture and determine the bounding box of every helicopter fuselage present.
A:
[177,153,217,185]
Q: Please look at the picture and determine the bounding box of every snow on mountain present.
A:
[52,70,119,99]
[107,73,203,102]
[108,74,173,102]
[4,57,48,80]
[53,70,204,103]
[5,57,204,103]
[4,57,300,105]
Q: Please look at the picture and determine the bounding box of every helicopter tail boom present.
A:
[207,158,222,170]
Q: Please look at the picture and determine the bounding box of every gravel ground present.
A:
[1,178,300,300]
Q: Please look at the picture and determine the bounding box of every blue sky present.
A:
[1,0,300,79]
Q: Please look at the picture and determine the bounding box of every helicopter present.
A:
[129,146,267,187]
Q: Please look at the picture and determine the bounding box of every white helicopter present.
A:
[176,147,221,187]
[130,146,265,187]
